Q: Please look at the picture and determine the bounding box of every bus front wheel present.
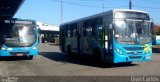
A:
[28,55,33,60]
[124,62,132,65]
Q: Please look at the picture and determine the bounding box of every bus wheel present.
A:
[120,62,132,65]
[125,62,132,65]
[28,55,33,60]
[67,46,72,56]
[93,48,102,62]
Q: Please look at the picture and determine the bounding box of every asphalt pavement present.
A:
[0,44,160,82]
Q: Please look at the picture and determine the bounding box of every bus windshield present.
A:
[1,24,37,47]
[114,20,151,44]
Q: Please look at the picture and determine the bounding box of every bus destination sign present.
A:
[4,20,33,24]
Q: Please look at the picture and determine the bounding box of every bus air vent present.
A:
[129,56,142,59]
[123,47,144,51]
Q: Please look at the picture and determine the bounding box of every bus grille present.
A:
[123,47,144,51]
[127,52,144,55]
[129,56,142,59]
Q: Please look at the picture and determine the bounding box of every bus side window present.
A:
[62,26,67,37]
[73,27,77,36]
[86,27,92,36]
[105,22,109,35]
[65,25,69,37]
[67,26,71,37]
[86,20,93,36]
[83,24,87,36]
[70,25,73,37]
[80,26,84,37]
[94,18,102,36]
[71,24,76,37]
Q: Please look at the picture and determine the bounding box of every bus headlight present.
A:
[115,48,123,55]
[1,47,6,50]
[146,56,151,59]
[33,45,38,50]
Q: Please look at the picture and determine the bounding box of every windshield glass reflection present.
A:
[2,24,36,47]
[114,20,151,44]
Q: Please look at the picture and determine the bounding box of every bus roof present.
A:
[113,9,148,14]
[61,9,149,26]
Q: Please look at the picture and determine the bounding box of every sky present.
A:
[14,0,160,26]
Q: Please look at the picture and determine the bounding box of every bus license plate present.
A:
[17,54,24,56]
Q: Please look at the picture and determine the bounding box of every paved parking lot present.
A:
[0,44,159,81]
[0,44,159,77]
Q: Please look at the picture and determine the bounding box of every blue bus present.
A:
[59,9,153,64]
[0,18,39,59]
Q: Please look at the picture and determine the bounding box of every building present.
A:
[37,22,59,44]
[0,0,25,19]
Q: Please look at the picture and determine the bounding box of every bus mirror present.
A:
[38,28,41,34]
[151,22,154,28]
[151,18,154,28]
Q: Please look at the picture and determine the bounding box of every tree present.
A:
[153,23,160,35]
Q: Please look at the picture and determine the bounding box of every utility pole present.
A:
[61,0,63,24]
[102,0,104,12]
[129,0,132,9]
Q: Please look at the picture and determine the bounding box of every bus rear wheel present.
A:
[67,46,72,56]
[28,55,33,60]
[93,48,102,62]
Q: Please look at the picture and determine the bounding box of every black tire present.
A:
[0,57,2,61]
[119,62,132,66]
[125,62,132,65]
[67,46,72,56]
[28,55,33,60]
[93,48,102,62]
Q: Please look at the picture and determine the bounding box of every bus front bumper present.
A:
[113,51,152,63]
[0,48,38,56]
